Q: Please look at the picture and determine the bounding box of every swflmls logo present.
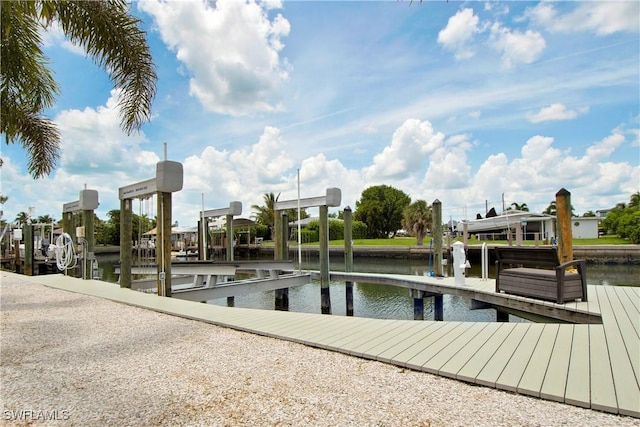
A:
[3,409,71,421]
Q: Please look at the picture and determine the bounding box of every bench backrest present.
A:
[495,246,559,269]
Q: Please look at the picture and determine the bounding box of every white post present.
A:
[201,193,207,261]
[481,242,488,280]
[453,241,466,286]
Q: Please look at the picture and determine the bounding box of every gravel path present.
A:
[1,273,638,427]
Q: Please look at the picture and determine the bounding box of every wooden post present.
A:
[433,295,443,321]
[14,232,21,274]
[24,225,33,276]
[411,289,424,320]
[275,212,289,311]
[157,191,172,297]
[62,212,72,240]
[515,224,523,246]
[497,310,509,322]
[82,209,95,279]
[432,200,443,277]
[462,222,468,248]
[225,213,236,307]
[198,218,204,260]
[274,210,282,260]
[344,206,354,316]
[120,199,132,288]
[319,205,331,314]
[556,188,573,264]
[226,213,234,261]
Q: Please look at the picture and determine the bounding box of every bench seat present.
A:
[495,247,587,304]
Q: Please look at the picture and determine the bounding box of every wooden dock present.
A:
[5,271,638,418]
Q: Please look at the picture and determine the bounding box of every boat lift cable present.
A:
[54,233,78,271]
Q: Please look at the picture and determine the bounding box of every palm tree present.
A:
[252,192,279,236]
[14,211,30,226]
[507,202,529,212]
[629,192,640,208]
[402,200,432,246]
[543,201,557,216]
[1,0,157,178]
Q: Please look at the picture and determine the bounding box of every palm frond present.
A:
[48,0,157,134]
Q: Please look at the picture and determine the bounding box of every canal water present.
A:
[97,253,640,322]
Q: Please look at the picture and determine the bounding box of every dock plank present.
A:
[438,322,505,379]
[611,286,640,340]
[564,325,590,408]
[323,319,405,351]
[496,323,545,392]
[540,325,574,402]
[339,320,409,356]
[596,286,640,417]
[455,323,517,385]
[589,324,618,413]
[517,324,560,398]
[360,321,437,360]
[375,322,447,364]
[415,322,490,374]
[621,286,640,313]
[390,322,466,368]
[475,323,529,389]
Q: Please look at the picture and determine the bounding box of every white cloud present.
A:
[40,21,85,55]
[489,23,546,69]
[139,0,290,116]
[437,8,480,60]
[526,104,589,123]
[467,129,636,216]
[422,134,473,190]
[525,2,640,35]
[55,90,156,175]
[363,119,444,181]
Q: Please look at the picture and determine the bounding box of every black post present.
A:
[320,205,331,314]
[344,207,354,316]
[24,225,33,276]
[275,213,289,311]
[433,295,443,321]
[411,290,424,320]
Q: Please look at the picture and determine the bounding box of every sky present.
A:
[2,0,639,228]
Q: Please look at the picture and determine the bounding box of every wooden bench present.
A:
[495,246,587,303]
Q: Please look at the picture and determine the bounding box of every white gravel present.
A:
[1,273,638,427]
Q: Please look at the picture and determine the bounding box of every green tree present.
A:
[252,192,279,239]
[582,210,596,217]
[354,185,411,238]
[1,0,157,178]
[14,211,30,226]
[543,200,575,217]
[402,199,432,245]
[507,202,529,212]
[251,192,308,239]
[543,201,556,216]
[35,214,55,224]
[602,193,640,243]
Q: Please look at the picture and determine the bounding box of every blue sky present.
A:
[2,0,639,227]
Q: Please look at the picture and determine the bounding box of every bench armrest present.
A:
[557,259,586,271]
